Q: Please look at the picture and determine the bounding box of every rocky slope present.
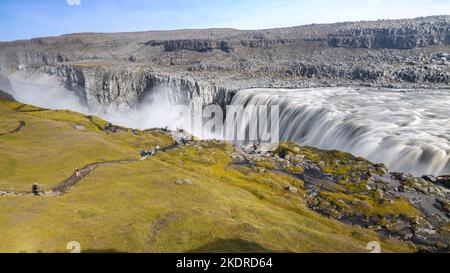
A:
[0,16,449,111]
[231,142,450,252]
[0,89,15,102]
[327,16,450,49]
[0,99,448,252]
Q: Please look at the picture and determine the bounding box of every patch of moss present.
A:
[88,115,110,130]
[319,191,421,220]
[337,180,368,193]
[286,166,304,174]
[275,142,301,158]
[29,110,103,131]
[437,224,450,234]
[322,165,353,175]
[256,160,277,170]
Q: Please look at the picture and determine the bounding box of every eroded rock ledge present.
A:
[52,63,236,111]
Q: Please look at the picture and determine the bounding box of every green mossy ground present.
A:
[275,142,424,228]
[0,100,172,192]
[0,100,414,253]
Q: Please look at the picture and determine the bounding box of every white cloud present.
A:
[66,0,81,6]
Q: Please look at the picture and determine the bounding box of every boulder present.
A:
[175,179,193,186]
[436,175,450,189]
[422,175,437,183]
[74,125,86,131]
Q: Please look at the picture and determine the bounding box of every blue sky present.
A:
[0,0,449,41]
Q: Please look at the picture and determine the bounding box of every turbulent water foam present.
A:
[3,72,449,176]
[232,88,450,176]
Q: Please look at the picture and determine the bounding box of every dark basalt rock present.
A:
[161,39,234,53]
[328,17,450,49]
[436,175,450,189]
[0,89,15,102]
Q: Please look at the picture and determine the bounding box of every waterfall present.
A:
[231,87,450,176]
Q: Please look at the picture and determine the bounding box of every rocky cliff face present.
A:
[149,39,234,53]
[0,16,449,112]
[145,38,295,53]
[54,64,236,111]
[328,20,450,49]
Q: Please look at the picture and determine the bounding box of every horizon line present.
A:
[1,14,448,43]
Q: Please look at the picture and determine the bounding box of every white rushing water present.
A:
[3,72,449,176]
[232,88,450,176]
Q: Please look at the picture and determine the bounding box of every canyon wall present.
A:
[0,16,449,112]
[328,21,450,49]
[54,65,236,111]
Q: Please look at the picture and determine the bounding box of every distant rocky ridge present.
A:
[327,17,450,49]
[0,15,449,111]
[0,89,14,102]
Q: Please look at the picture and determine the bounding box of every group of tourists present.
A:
[140,145,162,158]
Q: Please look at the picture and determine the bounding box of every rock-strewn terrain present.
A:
[0,16,449,111]
[230,142,450,252]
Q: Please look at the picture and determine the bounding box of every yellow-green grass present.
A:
[0,143,414,253]
[276,142,385,177]
[318,191,422,219]
[0,100,414,253]
[0,100,172,191]
[276,143,423,223]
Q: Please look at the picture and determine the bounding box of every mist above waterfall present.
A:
[103,85,188,130]
[232,88,450,176]
[0,71,185,131]
[2,72,449,176]
[5,72,90,114]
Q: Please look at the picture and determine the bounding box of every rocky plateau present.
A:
[0,15,448,112]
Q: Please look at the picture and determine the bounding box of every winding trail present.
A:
[52,158,140,193]
[0,121,25,136]
[0,142,180,197]
[15,104,49,113]
[1,103,184,196]
[87,116,105,131]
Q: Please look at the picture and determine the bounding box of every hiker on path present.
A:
[75,167,82,178]
[32,183,40,196]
